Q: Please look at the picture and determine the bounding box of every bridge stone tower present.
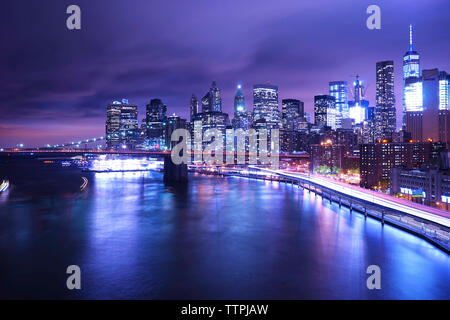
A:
[163,135,188,183]
[163,157,188,183]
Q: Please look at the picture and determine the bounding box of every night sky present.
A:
[1,0,449,147]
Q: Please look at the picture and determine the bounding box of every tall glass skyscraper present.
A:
[375,61,396,141]
[232,84,252,130]
[201,81,222,113]
[106,99,139,149]
[438,71,450,143]
[146,99,167,122]
[403,25,421,124]
[421,69,450,143]
[439,72,449,111]
[329,81,348,128]
[146,99,167,142]
[106,101,121,148]
[404,79,423,112]
[234,84,245,113]
[190,94,199,122]
[314,95,335,128]
[404,67,450,143]
[348,77,369,125]
[253,84,280,128]
[210,81,222,112]
[282,99,304,131]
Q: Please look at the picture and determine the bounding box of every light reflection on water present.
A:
[0,170,449,299]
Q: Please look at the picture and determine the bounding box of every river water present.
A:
[0,159,449,299]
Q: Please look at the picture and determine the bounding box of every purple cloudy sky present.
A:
[0,0,449,147]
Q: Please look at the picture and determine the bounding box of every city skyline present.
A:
[1,1,450,147]
[1,2,450,301]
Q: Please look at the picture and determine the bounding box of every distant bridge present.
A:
[0,149,309,183]
[0,149,310,159]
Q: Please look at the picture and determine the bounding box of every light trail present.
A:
[251,166,450,228]
[0,180,9,192]
[80,177,88,191]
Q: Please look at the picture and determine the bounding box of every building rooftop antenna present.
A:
[409,24,413,52]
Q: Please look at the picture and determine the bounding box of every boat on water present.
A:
[0,179,9,192]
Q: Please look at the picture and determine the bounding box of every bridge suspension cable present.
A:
[41,136,106,149]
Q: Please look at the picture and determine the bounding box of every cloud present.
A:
[0,0,449,146]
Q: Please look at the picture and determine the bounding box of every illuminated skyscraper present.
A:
[375,61,396,141]
[106,99,139,149]
[314,95,335,128]
[403,25,421,127]
[329,81,348,128]
[404,79,423,112]
[405,68,450,144]
[197,81,230,147]
[146,99,167,122]
[119,100,139,149]
[282,99,304,131]
[421,69,450,143]
[145,99,167,147]
[165,113,187,149]
[190,94,199,122]
[438,71,450,144]
[253,84,280,128]
[201,81,222,113]
[232,84,252,130]
[106,101,121,148]
[439,72,450,111]
[234,84,245,113]
[348,76,369,124]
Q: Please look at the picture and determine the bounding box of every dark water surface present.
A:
[0,160,449,299]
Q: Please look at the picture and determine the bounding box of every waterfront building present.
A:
[310,141,346,171]
[106,101,121,148]
[360,141,432,190]
[119,101,140,149]
[391,165,450,207]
